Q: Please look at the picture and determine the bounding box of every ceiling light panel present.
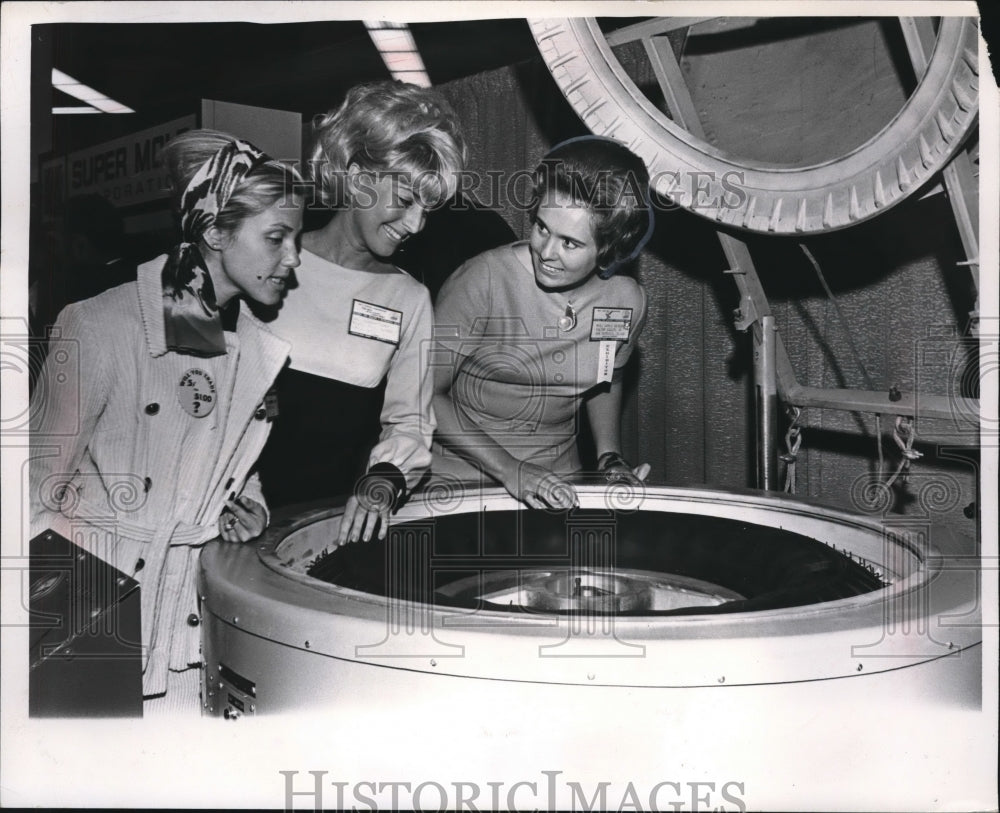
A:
[51,68,135,114]
[364,22,431,87]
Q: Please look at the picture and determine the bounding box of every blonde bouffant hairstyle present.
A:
[310,80,467,209]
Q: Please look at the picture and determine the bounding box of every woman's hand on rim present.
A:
[502,460,579,510]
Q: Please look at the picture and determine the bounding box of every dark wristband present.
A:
[597,451,629,472]
[356,462,407,510]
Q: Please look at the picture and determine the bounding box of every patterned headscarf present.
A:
[161,138,268,356]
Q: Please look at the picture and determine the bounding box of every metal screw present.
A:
[304,640,311,649]
[232,616,239,624]
[430,659,437,667]
[857,664,863,671]
[718,676,725,684]
[587,673,595,681]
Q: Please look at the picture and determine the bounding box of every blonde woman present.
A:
[259,80,466,544]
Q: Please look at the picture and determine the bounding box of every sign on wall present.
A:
[66,115,196,206]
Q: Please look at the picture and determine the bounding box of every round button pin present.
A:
[177,369,217,418]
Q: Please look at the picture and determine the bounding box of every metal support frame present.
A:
[754,316,779,489]
[900,16,980,330]
[639,20,981,483]
[606,18,717,47]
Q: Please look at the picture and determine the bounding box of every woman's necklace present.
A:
[557,301,577,332]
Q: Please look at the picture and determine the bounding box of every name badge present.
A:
[596,341,616,384]
[590,307,633,341]
[349,299,402,346]
[263,385,280,419]
[177,369,216,418]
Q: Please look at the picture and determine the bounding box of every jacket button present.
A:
[187,613,200,627]
[145,403,160,415]
[254,407,267,420]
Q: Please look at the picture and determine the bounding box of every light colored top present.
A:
[30,255,289,696]
[433,241,647,470]
[265,248,436,486]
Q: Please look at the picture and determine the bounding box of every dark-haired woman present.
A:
[432,137,653,509]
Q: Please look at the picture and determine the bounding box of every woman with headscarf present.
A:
[30,129,303,712]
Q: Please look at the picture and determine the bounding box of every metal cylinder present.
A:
[754,315,779,490]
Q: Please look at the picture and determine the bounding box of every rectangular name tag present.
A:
[596,340,616,383]
[349,299,402,346]
[590,307,632,341]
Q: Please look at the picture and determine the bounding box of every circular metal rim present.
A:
[260,485,928,614]
[199,485,981,688]
[527,17,979,234]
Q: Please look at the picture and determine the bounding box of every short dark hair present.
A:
[530,138,651,276]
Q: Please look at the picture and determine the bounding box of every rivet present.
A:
[587,673,595,681]
[947,641,955,649]
[304,640,311,649]
[718,676,726,684]
[430,659,437,667]
[857,664,864,672]
[232,616,239,624]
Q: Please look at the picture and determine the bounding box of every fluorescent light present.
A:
[364,21,431,87]
[52,68,134,114]
[52,107,101,115]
